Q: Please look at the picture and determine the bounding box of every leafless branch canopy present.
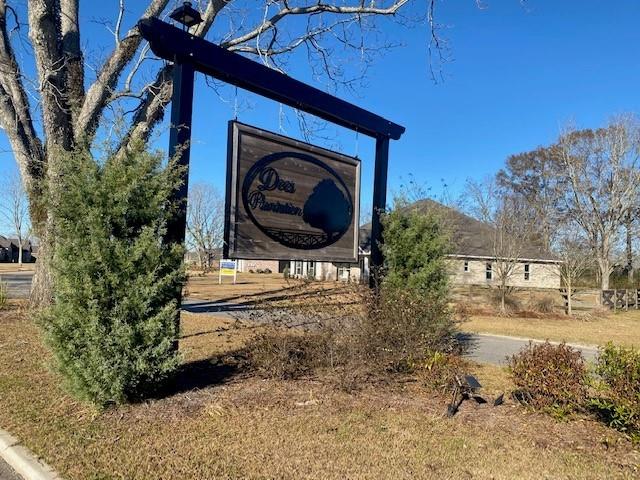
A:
[0,0,429,238]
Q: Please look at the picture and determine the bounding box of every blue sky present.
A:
[1,0,640,232]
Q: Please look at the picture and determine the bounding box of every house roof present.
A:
[0,236,33,250]
[359,199,558,263]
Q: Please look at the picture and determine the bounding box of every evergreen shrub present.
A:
[39,144,185,406]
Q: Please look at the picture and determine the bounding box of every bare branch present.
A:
[0,2,44,195]
[60,0,84,121]
[75,0,170,142]
[28,0,73,151]
[114,0,125,45]
[221,0,410,49]
[119,0,228,151]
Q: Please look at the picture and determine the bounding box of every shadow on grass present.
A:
[187,282,354,307]
[152,353,247,400]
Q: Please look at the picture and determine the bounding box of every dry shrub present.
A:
[246,330,330,379]
[490,289,521,313]
[245,283,459,386]
[531,296,556,314]
[508,342,587,412]
[352,287,459,373]
[420,351,468,394]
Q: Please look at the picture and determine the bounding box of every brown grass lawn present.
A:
[189,273,640,349]
[0,263,35,272]
[185,271,295,302]
[0,301,639,479]
[463,310,640,348]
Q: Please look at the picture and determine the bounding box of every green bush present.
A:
[371,198,457,370]
[508,342,588,411]
[590,344,640,436]
[39,144,185,406]
[381,200,449,297]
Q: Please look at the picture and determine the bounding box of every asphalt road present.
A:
[0,272,33,299]
[0,459,20,480]
[461,332,598,365]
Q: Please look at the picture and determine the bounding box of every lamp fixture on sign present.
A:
[169,1,203,29]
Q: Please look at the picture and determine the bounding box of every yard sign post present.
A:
[139,7,405,334]
[219,259,237,285]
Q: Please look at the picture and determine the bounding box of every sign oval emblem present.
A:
[241,151,354,250]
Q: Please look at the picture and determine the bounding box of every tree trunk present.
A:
[500,288,506,314]
[626,215,634,285]
[30,230,53,307]
[17,237,22,267]
[598,257,611,291]
[566,282,572,316]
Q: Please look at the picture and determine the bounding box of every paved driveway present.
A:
[459,332,598,365]
[0,272,33,299]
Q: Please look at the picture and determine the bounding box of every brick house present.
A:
[235,199,560,288]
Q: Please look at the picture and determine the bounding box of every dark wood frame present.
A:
[224,121,360,263]
[138,15,405,308]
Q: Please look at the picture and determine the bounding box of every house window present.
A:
[307,260,316,278]
[486,263,492,280]
[524,264,530,281]
[463,261,469,272]
[294,260,303,276]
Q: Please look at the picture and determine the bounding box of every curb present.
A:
[0,429,62,480]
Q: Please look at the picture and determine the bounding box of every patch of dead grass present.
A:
[463,311,640,348]
[0,263,34,273]
[0,303,638,479]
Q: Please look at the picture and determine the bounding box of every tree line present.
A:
[466,115,640,307]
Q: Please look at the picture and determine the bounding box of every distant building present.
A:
[0,236,35,263]
[234,199,561,289]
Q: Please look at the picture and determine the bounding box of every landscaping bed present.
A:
[0,302,638,479]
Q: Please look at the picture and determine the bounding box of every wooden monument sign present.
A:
[224,122,360,263]
[138,12,405,290]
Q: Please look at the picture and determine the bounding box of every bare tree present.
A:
[0,171,30,266]
[554,227,592,316]
[0,0,420,304]
[554,116,640,291]
[186,182,224,272]
[496,146,563,252]
[466,177,534,314]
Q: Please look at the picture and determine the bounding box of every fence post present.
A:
[626,289,629,311]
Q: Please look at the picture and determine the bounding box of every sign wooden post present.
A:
[138,14,405,342]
